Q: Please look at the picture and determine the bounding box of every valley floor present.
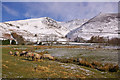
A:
[1,45,120,79]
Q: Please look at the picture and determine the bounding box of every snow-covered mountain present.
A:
[59,19,88,31]
[0,17,69,42]
[0,13,119,43]
[66,13,120,40]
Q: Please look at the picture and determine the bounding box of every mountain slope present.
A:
[59,19,88,31]
[0,13,119,43]
[0,17,69,42]
[66,13,120,40]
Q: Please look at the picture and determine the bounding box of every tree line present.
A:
[1,32,120,46]
[0,39,16,45]
[74,36,120,46]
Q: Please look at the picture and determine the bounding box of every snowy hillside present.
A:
[59,19,88,31]
[0,17,69,42]
[0,13,119,43]
[67,13,120,40]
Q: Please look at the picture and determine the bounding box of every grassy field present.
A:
[2,45,119,78]
[38,48,118,64]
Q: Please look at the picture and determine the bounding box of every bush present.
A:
[74,37,86,42]
[38,42,42,45]
[87,36,120,46]
[108,38,120,46]
[2,39,10,45]
[87,36,107,43]
[11,40,16,45]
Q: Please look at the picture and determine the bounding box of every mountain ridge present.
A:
[66,13,119,40]
[0,13,119,43]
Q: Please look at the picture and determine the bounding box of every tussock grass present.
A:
[91,61,102,67]
[78,59,94,68]
[54,57,119,72]
[98,64,119,72]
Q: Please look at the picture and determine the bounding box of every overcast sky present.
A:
[2,2,118,22]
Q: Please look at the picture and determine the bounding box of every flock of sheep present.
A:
[9,50,54,61]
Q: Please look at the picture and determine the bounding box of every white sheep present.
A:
[33,53,42,61]
[9,51,13,55]
[42,54,54,60]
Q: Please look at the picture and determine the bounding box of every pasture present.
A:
[1,45,120,78]
[37,48,118,64]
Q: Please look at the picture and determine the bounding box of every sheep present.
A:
[33,53,42,61]
[9,51,13,55]
[26,52,42,61]
[42,54,54,60]
[20,51,28,57]
[26,52,34,60]
[14,51,19,56]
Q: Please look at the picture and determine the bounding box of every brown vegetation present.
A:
[8,45,119,72]
[52,57,119,72]
[98,64,119,72]
[78,59,94,68]
[91,61,102,67]
[108,38,120,46]
[11,32,25,45]
[78,59,119,72]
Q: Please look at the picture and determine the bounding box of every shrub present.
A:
[38,42,42,45]
[2,39,10,45]
[87,36,107,43]
[87,36,120,46]
[108,38,120,46]
[74,37,86,42]
[11,40,16,45]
